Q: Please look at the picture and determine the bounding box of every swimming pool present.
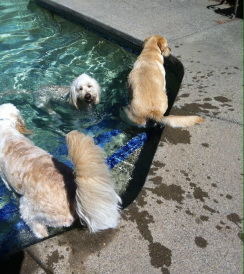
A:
[0,0,184,257]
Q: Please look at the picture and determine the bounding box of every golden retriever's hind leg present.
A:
[134,117,147,126]
[120,106,147,127]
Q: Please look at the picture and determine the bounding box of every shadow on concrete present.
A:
[0,251,24,274]
[207,0,243,19]
[121,55,185,208]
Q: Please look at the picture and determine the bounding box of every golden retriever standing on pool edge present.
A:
[122,35,204,127]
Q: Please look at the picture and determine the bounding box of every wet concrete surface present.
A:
[0,0,243,273]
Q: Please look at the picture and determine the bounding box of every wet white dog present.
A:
[68,73,101,108]
[34,73,101,111]
[0,103,120,238]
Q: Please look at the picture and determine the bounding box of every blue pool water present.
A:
[0,0,184,258]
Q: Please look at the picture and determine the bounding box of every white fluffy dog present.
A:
[33,73,101,112]
[68,73,101,109]
[0,103,120,238]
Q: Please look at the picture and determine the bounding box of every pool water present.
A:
[0,0,139,184]
[0,0,184,257]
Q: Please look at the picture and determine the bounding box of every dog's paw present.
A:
[32,223,49,239]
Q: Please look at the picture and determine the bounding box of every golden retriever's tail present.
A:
[157,115,205,128]
[66,130,121,233]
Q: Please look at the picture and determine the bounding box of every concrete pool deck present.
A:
[1,0,243,273]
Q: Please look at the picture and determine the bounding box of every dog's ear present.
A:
[157,37,171,57]
[94,94,99,105]
[15,117,32,135]
[94,83,101,105]
[143,36,152,48]
[69,84,78,109]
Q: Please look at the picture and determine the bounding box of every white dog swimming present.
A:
[0,74,101,113]
[68,73,101,108]
[0,103,121,238]
[34,73,101,111]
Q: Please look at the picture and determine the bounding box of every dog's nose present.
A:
[85,93,91,99]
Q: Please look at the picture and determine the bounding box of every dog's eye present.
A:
[88,84,92,88]
[79,87,83,91]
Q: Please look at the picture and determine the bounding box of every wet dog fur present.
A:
[122,35,204,127]
[0,103,121,238]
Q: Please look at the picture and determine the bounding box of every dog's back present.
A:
[0,128,76,215]
[129,60,167,112]
[126,45,168,125]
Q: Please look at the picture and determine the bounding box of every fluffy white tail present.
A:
[66,130,121,233]
[158,115,205,128]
